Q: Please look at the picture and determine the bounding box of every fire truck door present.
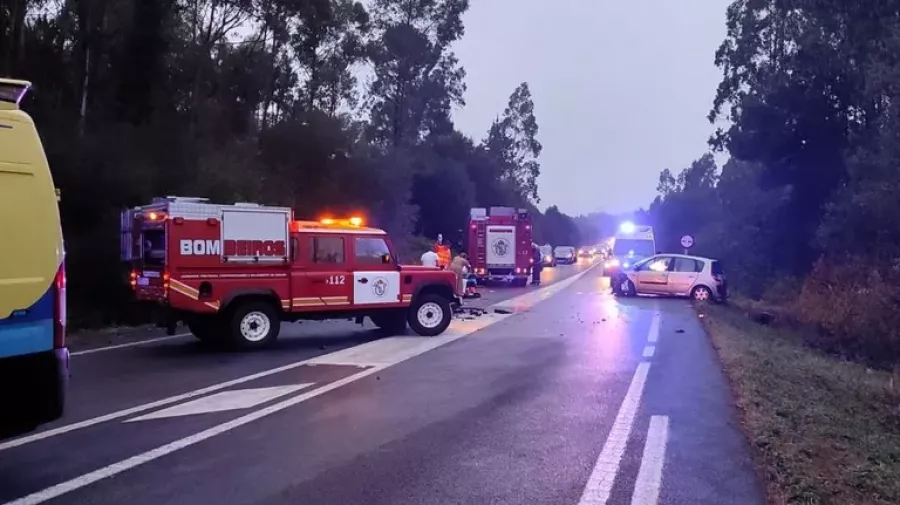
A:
[296,235,352,309]
[351,236,400,305]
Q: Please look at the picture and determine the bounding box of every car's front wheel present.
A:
[408,294,452,336]
[614,278,635,297]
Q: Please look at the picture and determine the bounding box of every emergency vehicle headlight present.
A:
[619,221,636,234]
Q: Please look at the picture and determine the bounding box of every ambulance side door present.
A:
[351,235,401,306]
[293,234,352,310]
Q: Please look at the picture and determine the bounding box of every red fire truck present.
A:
[466,207,533,286]
[121,197,460,349]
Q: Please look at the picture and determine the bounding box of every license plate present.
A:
[137,277,150,286]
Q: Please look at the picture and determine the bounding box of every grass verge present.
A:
[699,303,900,505]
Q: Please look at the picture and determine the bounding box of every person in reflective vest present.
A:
[435,243,451,269]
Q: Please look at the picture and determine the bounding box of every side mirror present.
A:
[381,253,392,264]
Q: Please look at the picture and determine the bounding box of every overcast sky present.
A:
[451,0,730,216]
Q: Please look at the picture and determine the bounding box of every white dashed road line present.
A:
[642,345,656,358]
[577,362,651,505]
[630,416,669,505]
[647,313,660,343]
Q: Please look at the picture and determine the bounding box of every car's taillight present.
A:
[163,270,170,291]
[714,273,725,284]
[130,270,137,288]
[54,262,66,349]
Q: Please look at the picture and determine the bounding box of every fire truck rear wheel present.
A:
[408,294,452,337]
[187,316,223,344]
[370,309,407,334]
[228,301,280,349]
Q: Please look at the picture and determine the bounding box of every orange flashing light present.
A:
[319,216,364,227]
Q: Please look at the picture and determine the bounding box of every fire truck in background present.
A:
[467,207,533,286]
[121,197,460,349]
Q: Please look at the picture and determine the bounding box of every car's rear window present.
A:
[711,260,724,275]
[673,257,703,273]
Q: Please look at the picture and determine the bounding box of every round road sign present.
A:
[680,235,694,249]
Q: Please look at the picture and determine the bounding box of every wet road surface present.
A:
[0,259,764,505]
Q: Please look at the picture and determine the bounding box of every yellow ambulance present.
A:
[0,78,68,438]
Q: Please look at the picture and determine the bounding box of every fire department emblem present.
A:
[372,277,388,297]
[491,238,510,257]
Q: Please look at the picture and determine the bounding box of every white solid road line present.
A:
[0,268,604,505]
[642,345,656,358]
[70,333,192,356]
[0,357,330,452]
[125,384,315,422]
[66,263,599,359]
[630,416,669,505]
[3,265,604,505]
[577,362,651,505]
[3,368,383,505]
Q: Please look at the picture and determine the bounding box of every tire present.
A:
[614,278,635,297]
[408,294,452,337]
[370,309,407,334]
[691,285,712,302]
[227,301,281,350]
[187,315,223,344]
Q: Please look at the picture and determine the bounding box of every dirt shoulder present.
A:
[699,303,900,505]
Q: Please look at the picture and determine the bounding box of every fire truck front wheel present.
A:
[408,294,452,337]
[228,301,281,349]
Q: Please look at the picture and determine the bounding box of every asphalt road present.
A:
[0,258,764,505]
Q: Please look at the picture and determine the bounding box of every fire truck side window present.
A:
[354,237,390,264]
[310,236,344,264]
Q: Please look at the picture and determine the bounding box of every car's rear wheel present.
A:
[691,285,712,302]
[408,294,452,336]
[227,301,280,350]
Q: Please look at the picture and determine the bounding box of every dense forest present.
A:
[645,1,900,366]
[0,0,584,328]
[7,0,897,365]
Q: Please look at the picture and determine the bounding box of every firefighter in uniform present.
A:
[450,253,471,295]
